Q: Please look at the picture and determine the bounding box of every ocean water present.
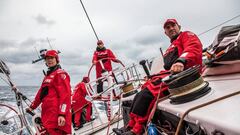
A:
[0,86,38,104]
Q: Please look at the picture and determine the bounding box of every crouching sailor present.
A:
[27,50,72,135]
[113,19,203,135]
[72,76,93,130]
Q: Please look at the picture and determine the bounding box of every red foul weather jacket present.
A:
[147,31,203,96]
[92,49,116,78]
[72,82,90,110]
[72,82,92,124]
[30,68,72,134]
[72,82,88,102]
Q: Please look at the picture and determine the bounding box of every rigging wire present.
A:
[198,13,240,36]
[0,75,11,86]
[0,61,12,86]
[79,0,100,41]
[46,37,53,49]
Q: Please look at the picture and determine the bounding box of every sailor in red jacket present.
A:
[72,76,92,130]
[113,19,203,135]
[92,40,121,93]
[27,50,72,135]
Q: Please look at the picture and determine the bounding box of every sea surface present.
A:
[0,86,38,105]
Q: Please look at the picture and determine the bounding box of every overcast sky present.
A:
[0,0,239,86]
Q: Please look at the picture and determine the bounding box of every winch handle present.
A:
[139,60,151,78]
[26,108,36,116]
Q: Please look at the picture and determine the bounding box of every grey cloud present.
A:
[3,62,45,86]
[60,51,91,66]
[0,38,54,64]
[1,50,34,64]
[131,25,163,46]
[20,37,49,47]
[123,45,158,61]
[0,40,17,49]
[0,0,8,13]
[33,14,56,26]
[111,41,161,65]
[1,0,239,86]
[110,24,169,54]
[134,35,161,46]
[110,24,169,63]
[0,40,31,64]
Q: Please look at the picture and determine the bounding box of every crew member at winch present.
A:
[72,76,93,130]
[92,40,121,94]
[27,50,72,135]
[113,19,203,135]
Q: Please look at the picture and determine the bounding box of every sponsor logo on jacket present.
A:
[96,51,108,59]
[44,79,52,83]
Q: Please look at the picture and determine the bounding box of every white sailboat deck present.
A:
[157,73,240,135]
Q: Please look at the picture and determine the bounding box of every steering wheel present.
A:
[0,103,23,135]
[87,58,129,93]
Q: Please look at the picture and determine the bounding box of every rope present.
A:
[79,0,99,40]
[198,13,240,36]
[106,92,122,135]
[145,83,171,134]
